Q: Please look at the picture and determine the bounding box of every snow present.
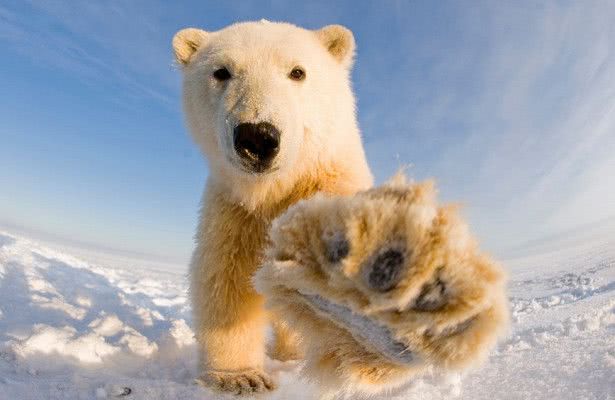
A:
[0,228,613,399]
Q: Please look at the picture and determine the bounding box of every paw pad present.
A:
[364,248,405,292]
[323,231,350,263]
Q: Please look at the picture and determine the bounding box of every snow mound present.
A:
[0,230,613,399]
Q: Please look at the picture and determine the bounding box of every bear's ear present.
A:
[172,28,209,66]
[315,25,356,68]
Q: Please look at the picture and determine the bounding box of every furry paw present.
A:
[255,174,509,393]
[196,369,276,395]
[268,319,304,362]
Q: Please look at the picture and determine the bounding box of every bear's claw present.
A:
[412,273,447,311]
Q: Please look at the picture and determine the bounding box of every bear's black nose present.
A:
[233,122,280,172]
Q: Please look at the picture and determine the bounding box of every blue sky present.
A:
[1,1,614,267]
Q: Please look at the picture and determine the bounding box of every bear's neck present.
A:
[211,160,370,220]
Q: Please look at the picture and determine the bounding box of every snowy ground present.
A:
[0,228,613,399]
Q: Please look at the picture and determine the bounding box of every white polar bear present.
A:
[173,21,373,395]
[173,21,508,397]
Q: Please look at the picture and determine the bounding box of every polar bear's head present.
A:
[173,21,361,206]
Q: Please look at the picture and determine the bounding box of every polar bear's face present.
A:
[174,21,356,179]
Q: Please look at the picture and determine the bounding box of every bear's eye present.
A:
[289,67,306,81]
[213,67,232,81]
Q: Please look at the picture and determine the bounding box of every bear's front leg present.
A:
[191,186,276,395]
[192,274,275,394]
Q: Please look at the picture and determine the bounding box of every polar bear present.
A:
[255,175,509,396]
[173,21,373,394]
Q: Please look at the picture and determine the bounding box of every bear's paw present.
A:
[255,174,509,394]
[196,368,276,395]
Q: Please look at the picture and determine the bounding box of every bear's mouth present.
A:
[298,292,417,365]
[234,156,280,175]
